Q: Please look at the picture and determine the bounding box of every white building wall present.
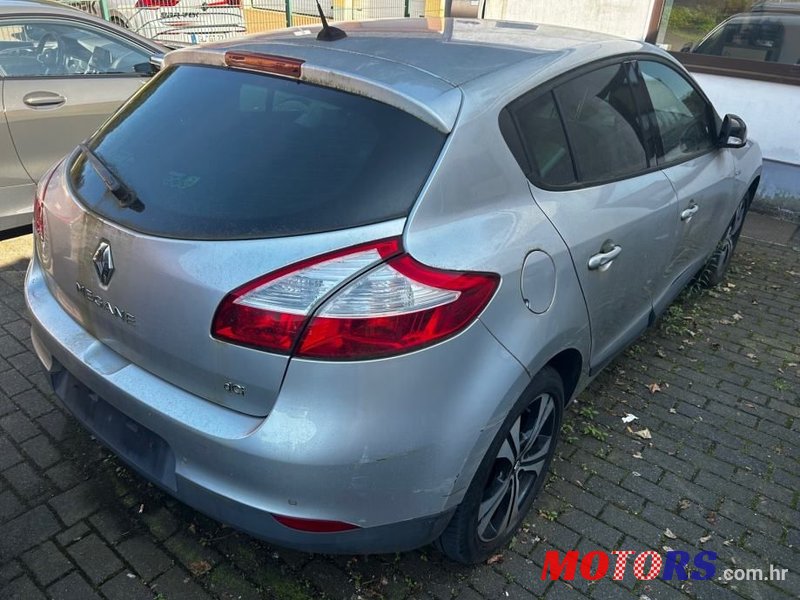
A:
[691,74,800,166]
[484,0,656,41]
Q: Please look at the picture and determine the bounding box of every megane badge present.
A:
[93,241,115,286]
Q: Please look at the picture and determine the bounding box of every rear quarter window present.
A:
[70,64,446,240]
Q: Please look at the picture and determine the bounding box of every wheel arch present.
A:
[544,347,583,405]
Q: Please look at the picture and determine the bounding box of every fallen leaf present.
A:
[723,539,734,547]
[699,534,712,543]
[189,560,212,577]
[732,313,743,321]
[664,528,677,539]
[663,546,673,553]
[137,504,144,514]
[679,499,691,510]
[486,553,504,565]
[669,408,677,414]
[632,471,642,477]
[706,511,717,524]
[647,383,662,394]
[632,428,652,440]
[622,413,638,424]
[746,353,757,360]
[380,576,389,586]
[126,573,136,579]
[719,319,732,325]
[632,452,643,459]
[656,348,667,358]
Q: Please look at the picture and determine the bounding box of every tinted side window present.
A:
[637,61,716,164]
[554,64,648,184]
[508,91,576,187]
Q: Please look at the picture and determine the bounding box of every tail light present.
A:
[135,0,179,8]
[212,239,499,360]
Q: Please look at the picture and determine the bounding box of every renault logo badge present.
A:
[93,241,114,286]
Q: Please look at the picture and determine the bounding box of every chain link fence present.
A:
[57,0,446,43]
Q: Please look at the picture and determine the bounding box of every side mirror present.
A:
[719,114,747,148]
[133,61,156,76]
[680,42,693,52]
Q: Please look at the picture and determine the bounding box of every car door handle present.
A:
[23,91,66,108]
[681,204,699,221]
[588,245,622,271]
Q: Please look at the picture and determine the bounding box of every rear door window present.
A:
[554,64,649,184]
[70,64,446,240]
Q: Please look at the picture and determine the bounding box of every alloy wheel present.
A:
[476,393,556,542]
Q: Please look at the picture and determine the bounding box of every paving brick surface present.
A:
[0,226,797,600]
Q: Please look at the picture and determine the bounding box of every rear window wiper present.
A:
[79,143,142,211]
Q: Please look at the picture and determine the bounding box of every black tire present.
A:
[697,189,751,288]
[437,366,564,564]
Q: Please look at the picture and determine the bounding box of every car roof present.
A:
[166,18,652,132]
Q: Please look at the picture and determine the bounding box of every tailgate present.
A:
[38,164,403,416]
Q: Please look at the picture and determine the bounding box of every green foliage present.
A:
[668,1,753,37]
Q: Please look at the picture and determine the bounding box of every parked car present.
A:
[106,0,245,44]
[684,1,800,64]
[0,0,167,232]
[25,17,761,563]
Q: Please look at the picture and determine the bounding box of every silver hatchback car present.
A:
[25,18,761,563]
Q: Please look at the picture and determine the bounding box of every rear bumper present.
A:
[24,254,529,553]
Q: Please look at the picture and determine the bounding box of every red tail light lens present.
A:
[224,52,304,78]
[272,514,358,533]
[135,0,179,8]
[212,239,400,353]
[297,255,499,359]
[212,240,499,360]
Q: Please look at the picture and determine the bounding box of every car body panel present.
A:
[530,173,679,373]
[658,152,736,299]
[402,86,592,392]
[0,76,36,230]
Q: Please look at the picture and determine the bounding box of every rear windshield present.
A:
[70,64,446,240]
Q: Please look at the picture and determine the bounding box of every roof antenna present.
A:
[315,1,347,41]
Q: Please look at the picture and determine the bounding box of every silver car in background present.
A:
[0,0,165,231]
[25,18,761,563]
